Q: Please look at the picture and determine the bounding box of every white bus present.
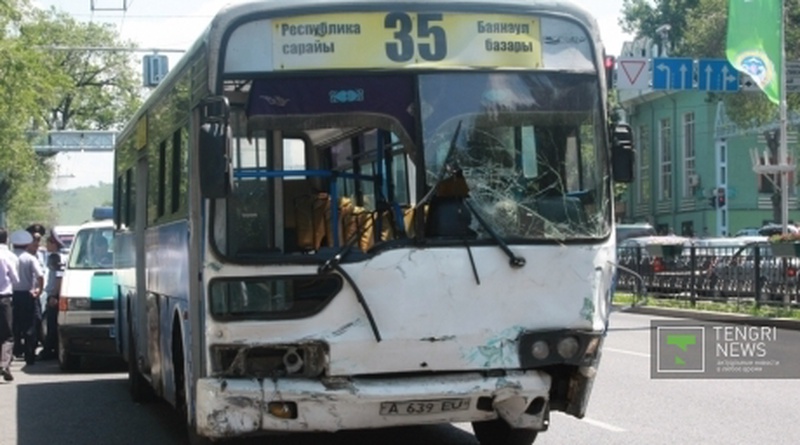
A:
[113,1,634,443]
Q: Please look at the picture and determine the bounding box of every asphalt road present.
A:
[2,311,799,445]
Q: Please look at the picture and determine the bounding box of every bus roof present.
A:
[211,0,599,28]
[116,0,603,145]
[213,0,599,24]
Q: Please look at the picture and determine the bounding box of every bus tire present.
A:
[174,323,213,445]
[58,336,80,371]
[128,324,155,403]
[472,419,538,445]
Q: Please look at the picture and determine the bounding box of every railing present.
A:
[616,242,800,308]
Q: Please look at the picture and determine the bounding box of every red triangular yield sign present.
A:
[620,60,647,85]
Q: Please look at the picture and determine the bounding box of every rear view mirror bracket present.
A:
[198,96,232,199]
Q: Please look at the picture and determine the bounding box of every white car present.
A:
[57,219,117,370]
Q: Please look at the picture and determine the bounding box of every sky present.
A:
[42,0,632,189]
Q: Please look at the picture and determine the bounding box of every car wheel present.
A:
[58,335,80,371]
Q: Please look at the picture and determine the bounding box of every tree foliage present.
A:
[0,1,141,229]
[619,0,700,54]
[0,0,51,227]
[20,7,142,131]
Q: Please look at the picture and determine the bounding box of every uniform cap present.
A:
[49,228,65,249]
[10,230,33,246]
[26,224,46,237]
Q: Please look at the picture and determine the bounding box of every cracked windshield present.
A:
[420,72,610,240]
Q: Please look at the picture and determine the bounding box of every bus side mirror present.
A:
[611,123,635,183]
[199,123,231,199]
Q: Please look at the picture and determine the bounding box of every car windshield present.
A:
[67,227,114,270]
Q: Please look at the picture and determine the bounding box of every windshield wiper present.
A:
[318,214,382,342]
[463,198,526,268]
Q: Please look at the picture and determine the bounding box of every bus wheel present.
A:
[472,419,538,445]
[128,325,155,403]
[57,336,80,371]
[174,327,213,445]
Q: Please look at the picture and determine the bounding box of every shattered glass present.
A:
[419,72,611,241]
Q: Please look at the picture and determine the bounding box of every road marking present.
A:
[604,347,650,358]
[582,417,627,432]
[452,422,472,433]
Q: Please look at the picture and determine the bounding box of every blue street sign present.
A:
[698,59,739,92]
[652,57,694,90]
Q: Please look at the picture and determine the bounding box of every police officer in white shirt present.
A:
[0,228,20,381]
[11,230,44,366]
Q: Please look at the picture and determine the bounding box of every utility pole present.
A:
[779,0,791,234]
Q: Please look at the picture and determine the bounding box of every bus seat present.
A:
[338,197,374,251]
[294,192,330,250]
[399,205,429,238]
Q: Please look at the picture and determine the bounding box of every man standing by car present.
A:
[39,229,65,360]
[11,230,44,365]
[0,228,20,381]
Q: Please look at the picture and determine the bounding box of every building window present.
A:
[638,125,650,204]
[659,118,672,200]
[683,112,695,197]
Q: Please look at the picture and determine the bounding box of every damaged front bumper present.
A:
[195,370,552,438]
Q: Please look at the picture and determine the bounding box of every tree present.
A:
[0,0,54,227]
[619,0,701,55]
[21,7,142,131]
[0,3,142,228]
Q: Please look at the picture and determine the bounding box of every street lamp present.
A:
[656,24,671,57]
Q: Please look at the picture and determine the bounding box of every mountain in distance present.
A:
[52,183,113,225]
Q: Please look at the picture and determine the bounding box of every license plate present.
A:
[379,398,471,416]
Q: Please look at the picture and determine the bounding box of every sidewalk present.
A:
[613,304,800,331]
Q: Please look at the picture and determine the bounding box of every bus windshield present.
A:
[420,72,608,240]
[213,70,609,258]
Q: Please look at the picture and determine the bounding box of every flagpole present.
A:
[780,0,789,234]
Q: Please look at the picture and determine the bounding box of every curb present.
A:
[613,304,800,331]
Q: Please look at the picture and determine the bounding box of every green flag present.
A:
[726,0,782,104]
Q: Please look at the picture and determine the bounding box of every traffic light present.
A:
[709,188,726,208]
[604,55,615,89]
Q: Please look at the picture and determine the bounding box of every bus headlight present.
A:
[211,342,328,378]
[531,340,550,360]
[518,330,602,368]
[556,337,580,359]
